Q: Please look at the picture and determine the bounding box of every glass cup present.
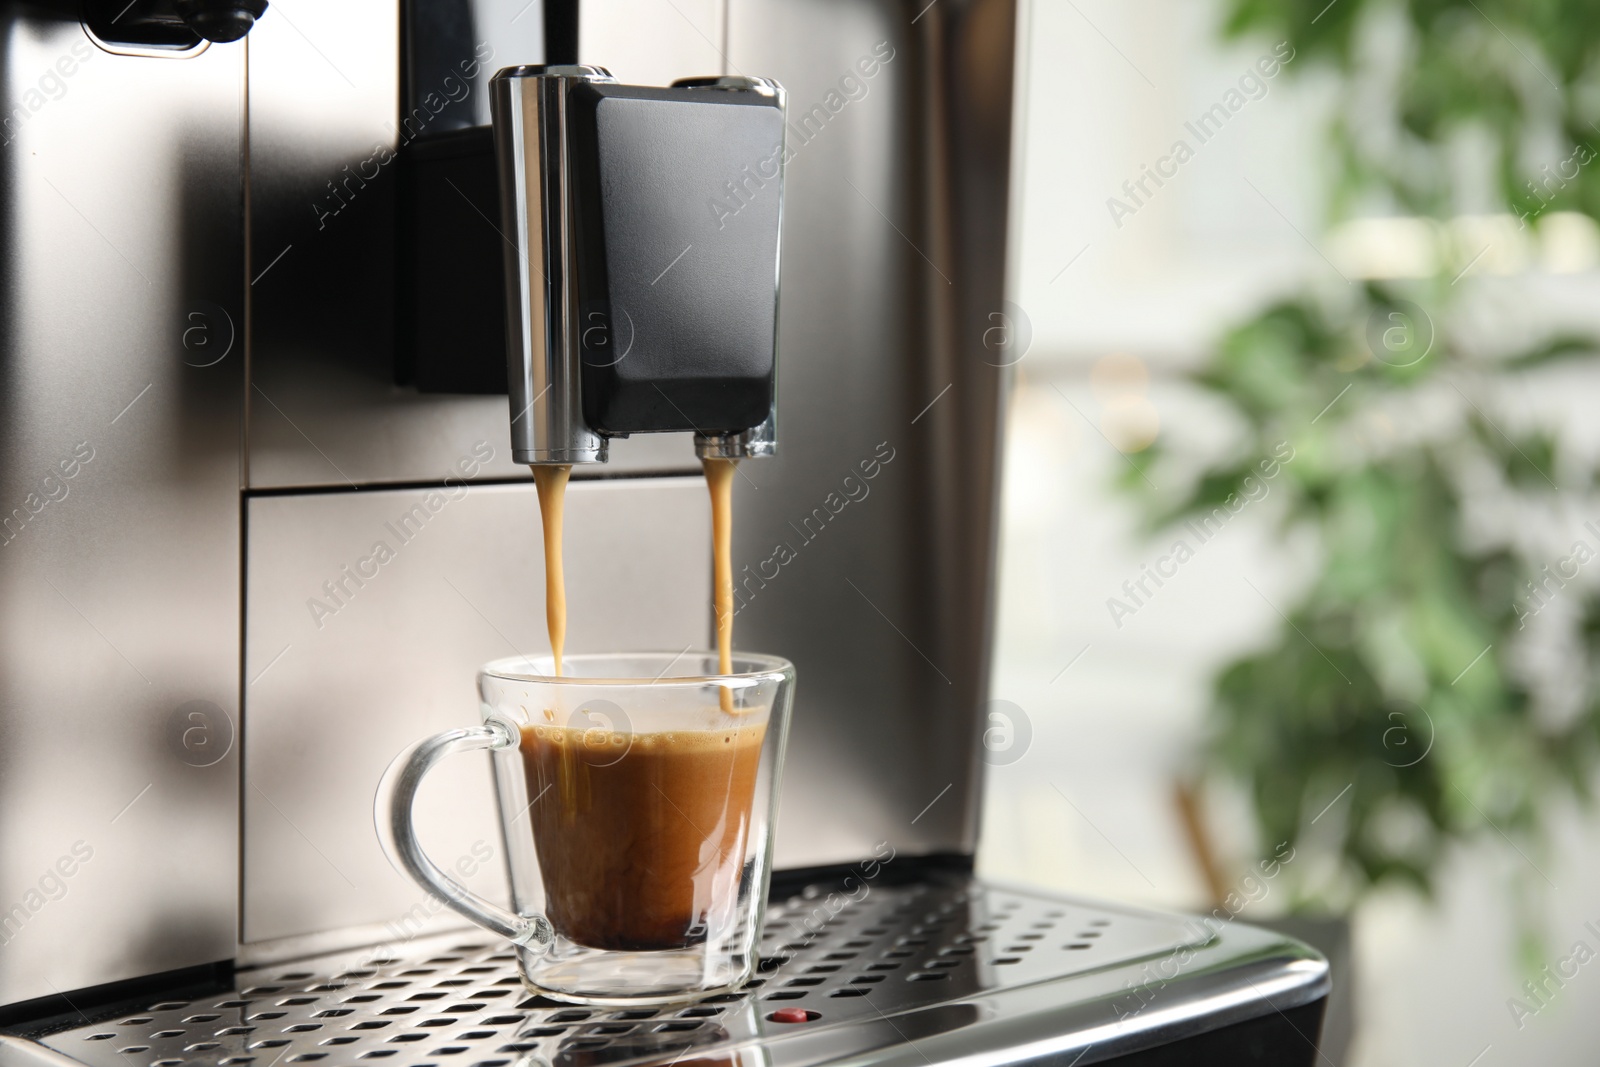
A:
[378,651,795,1006]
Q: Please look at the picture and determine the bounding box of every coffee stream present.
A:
[702,458,738,712]
[531,459,740,699]
[531,465,572,676]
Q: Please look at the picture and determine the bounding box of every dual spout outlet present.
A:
[491,66,787,466]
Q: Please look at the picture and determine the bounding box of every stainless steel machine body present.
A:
[0,9,245,1005]
[0,0,1329,1062]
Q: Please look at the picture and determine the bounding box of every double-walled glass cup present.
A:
[379,652,794,1006]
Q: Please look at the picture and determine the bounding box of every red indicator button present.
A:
[768,1008,818,1024]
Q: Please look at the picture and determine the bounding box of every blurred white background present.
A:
[979,1,1600,1064]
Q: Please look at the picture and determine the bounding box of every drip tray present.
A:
[13,876,1329,1067]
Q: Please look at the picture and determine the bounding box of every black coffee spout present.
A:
[491,68,786,465]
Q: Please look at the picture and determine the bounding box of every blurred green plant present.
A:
[1131,0,1600,929]
[1139,283,1600,917]
[1223,0,1600,221]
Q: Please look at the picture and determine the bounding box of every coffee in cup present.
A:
[520,719,767,951]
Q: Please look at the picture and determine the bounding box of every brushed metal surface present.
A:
[245,0,699,488]
[0,14,245,1007]
[242,477,711,950]
[29,878,1329,1067]
[724,0,1016,864]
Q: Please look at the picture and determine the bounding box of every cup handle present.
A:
[376,720,554,951]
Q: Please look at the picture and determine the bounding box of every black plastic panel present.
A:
[83,0,204,50]
[398,127,508,393]
[568,83,784,436]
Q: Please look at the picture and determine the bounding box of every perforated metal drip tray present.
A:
[14,874,1329,1067]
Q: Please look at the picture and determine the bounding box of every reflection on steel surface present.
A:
[30,879,1325,1067]
[0,9,245,1007]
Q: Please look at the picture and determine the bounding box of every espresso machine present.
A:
[0,1,1330,1064]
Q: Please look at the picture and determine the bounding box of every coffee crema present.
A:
[519,721,766,951]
